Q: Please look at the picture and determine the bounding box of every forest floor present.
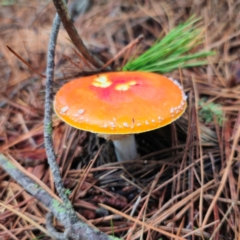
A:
[0,0,240,239]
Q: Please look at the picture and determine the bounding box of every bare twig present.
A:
[52,0,105,68]
[6,45,46,78]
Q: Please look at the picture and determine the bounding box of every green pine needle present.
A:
[122,17,214,73]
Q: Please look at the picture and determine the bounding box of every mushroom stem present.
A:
[112,135,138,162]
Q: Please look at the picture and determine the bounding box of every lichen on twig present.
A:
[0,154,119,240]
[44,10,70,208]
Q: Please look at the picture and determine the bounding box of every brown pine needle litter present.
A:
[1,0,240,240]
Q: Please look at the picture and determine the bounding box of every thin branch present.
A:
[46,212,69,240]
[52,0,105,69]
[42,7,118,240]
[6,46,46,78]
[0,154,119,240]
[44,13,70,206]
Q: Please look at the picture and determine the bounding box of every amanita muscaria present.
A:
[54,72,187,161]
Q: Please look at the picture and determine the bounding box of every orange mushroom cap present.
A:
[54,72,187,134]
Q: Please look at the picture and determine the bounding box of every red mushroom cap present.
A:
[54,72,187,134]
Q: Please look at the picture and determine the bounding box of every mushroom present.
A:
[53,72,187,161]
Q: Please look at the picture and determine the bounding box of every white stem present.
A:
[112,135,138,162]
